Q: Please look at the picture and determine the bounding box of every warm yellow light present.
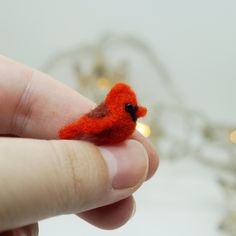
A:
[97,78,111,89]
[136,122,151,137]
[230,130,236,144]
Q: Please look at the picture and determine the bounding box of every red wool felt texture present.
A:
[59,83,147,145]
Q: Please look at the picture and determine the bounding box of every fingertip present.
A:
[100,140,148,190]
[78,196,135,230]
[132,131,159,180]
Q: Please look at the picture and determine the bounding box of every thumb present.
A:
[0,138,148,232]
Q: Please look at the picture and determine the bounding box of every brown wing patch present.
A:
[87,102,109,118]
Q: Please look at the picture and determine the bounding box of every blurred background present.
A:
[0,1,236,235]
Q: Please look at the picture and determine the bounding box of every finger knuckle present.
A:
[10,69,34,135]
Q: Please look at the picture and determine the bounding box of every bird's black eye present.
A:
[125,103,133,112]
[125,103,138,122]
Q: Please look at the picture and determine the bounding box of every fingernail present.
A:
[99,140,148,189]
[130,199,136,219]
[131,131,159,181]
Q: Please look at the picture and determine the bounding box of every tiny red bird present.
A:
[59,82,147,145]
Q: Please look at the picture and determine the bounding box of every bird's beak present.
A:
[136,106,147,118]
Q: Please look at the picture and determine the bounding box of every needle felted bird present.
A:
[59,82,147,145]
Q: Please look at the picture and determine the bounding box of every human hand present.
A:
[0,56,159,235]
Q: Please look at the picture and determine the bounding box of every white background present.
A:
[0,1,235,235]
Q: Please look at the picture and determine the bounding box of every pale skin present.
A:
[0,56,159,236]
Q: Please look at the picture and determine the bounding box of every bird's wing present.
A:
[82,102,115,134]
[87,102,109,119]
[59,102,115,139]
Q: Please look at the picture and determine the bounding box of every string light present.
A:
[230,130,236,144]
[96,78,111,89]
[136,122,151,137]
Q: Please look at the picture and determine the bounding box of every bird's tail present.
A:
[59,124,82,140]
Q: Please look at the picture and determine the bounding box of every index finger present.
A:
[0,55,159,178]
